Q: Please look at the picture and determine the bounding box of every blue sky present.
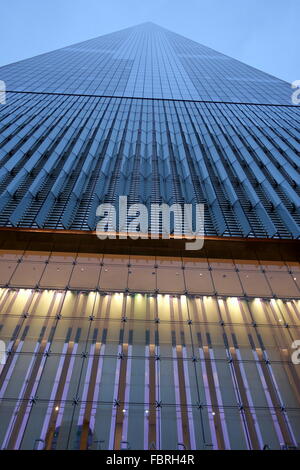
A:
[0,0,299,83]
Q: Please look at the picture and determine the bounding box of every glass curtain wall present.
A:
[0,252,299,450]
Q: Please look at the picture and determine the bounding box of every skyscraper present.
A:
[0,23,299,450]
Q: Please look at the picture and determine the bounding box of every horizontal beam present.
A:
[0,227,299,261]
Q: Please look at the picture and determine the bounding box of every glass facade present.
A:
[0,95,299,237]
[0,23,299,238]
[0,250,300,450]
[0,23,300,451]
[0,23,293,104]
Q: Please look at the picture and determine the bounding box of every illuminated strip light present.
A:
[172,346,184,445]
[53,342,79,436]
[261,301,298,446]
[238,298,294,447]
[234,348,264,449]
[1,340,44,449]
[208,348,231,449]
[4,290,20,311]
[38,292,78,450]
[0,289,21,376]
[14,340,51,449]
[0,288,13,312]
[262,350,298,447]
[108,344,123,450]
[0,290,39,447]
[37,342,70,449]
[144,344,150,450]
[120,344,132,446]
[222,298,261,449]
[0,338,25,398]
[0,355,5,375]
[224,347,251,450]
[77,343,96,427]
[291,300,300,323]
[89,344,105,434]
[181,347,196,449]
[0,288,7,304]
[198,347,218,449]
[251,348,285,445]
[155,345,161,451]
[88,295,111,443]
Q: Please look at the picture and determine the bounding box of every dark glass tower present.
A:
[0,22,299,237]
[0,23,299,451]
